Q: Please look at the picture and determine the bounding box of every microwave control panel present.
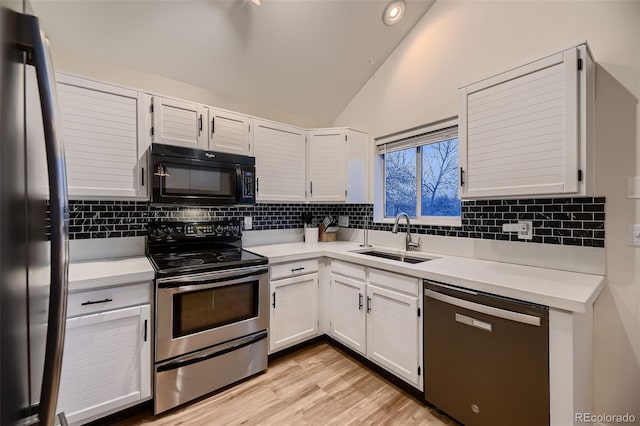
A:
[242,170,255,198]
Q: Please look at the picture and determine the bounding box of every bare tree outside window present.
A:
[384,138,461,219]
[421,138,461,217]
[384,148,416,217]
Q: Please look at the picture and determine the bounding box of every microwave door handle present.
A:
[236,166,243,202]
[16,12,70,426]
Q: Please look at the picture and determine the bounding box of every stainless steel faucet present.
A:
[392,212,421,251]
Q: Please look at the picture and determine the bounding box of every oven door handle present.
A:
[156,265,268,289]
[156,330,268,372]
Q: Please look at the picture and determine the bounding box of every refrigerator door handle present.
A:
[17,12,70,426]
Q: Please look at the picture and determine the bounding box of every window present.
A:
[377,123,461,226]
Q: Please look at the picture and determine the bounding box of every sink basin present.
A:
[357,250,432,264]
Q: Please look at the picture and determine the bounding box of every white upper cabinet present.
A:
[56,74,147,200]
[308,130,347,202]
[209,108,253,155]
[253,120,306,202]
[458,43,593,198]
[308,128,369,203]
[151,97,208,150]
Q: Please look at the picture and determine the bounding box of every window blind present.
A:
[376,118,458,153]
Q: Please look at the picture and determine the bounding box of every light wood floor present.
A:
[114,342,458,426]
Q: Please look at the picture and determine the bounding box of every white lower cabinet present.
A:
[329,274,366,355]
[366,284,420,387]
[328,261,422,390]
[269,272,319,353]
[57,285,151,425]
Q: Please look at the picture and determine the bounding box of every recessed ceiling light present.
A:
[383,0,406,26]
[251,0,262,6]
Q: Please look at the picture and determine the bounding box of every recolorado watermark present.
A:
[576,412,637,424]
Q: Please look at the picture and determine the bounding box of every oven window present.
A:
[173,281,258,338]
[163,164,234,197]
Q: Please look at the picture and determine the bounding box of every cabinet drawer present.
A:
[331,260,366,282]
[270,259,319,281]
[368,268,419,296]
[67,283,151,318]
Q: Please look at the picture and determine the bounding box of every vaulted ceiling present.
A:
[32,0,435,126]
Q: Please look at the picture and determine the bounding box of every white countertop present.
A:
[246,241,604,313]
[69,256,155,292]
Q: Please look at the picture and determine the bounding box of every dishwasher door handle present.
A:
[424,289,541,327]
[455,313,493,332]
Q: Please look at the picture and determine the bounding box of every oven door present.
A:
[152,155,240,205]
[156,266,269,362]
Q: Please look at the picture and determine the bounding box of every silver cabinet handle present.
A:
[13,11,70,426]
[424,289,541,326]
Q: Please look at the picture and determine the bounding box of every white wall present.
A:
[51,48,324,129]
[334,0,640,419]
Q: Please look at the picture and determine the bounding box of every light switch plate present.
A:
[338,216,349,227]
[244,216,252,230]
[628,177,640,199]
[628,224,640,247]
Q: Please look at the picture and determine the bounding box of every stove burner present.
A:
[163,255,183,261]
[167,259,205,268]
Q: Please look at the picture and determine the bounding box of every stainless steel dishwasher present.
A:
[423,280,549,426]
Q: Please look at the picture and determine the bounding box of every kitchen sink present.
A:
[356,250,433,264]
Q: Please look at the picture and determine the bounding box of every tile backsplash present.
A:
[336,197,605,248]
[54,197,605,247]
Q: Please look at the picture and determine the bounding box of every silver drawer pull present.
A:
[81,298,113,306]
[455,313,493,332]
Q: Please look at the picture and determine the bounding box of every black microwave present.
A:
[150,143,255,205]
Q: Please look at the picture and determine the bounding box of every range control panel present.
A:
[148,221,242,242]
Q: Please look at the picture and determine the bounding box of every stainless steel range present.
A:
[146,220,269,414]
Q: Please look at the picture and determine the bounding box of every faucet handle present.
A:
[407,237,421,251]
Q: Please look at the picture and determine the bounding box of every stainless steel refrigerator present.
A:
[1,0,70,424]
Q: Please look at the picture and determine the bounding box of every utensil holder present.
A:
[304,227,319,243]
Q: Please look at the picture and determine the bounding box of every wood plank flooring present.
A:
[115,342,457,426]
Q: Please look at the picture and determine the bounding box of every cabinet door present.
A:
[254,120,306,202]
[269,273,318,353]
[56,74,145,199]
[209,108,252,155]
[308,130,346,202]
[366,284,420,387]
[152,97,208,150]
[57,305,151,425]
[459,47,581,198]
[329,274,366,355]
[345,129,369,203]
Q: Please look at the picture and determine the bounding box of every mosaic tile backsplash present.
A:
[57,197,605,247]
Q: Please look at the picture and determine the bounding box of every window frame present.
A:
[374,118,462,227]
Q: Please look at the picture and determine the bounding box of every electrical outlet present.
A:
[338,216,349,227]
[244,216,252,230]
[518,221,533,240]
